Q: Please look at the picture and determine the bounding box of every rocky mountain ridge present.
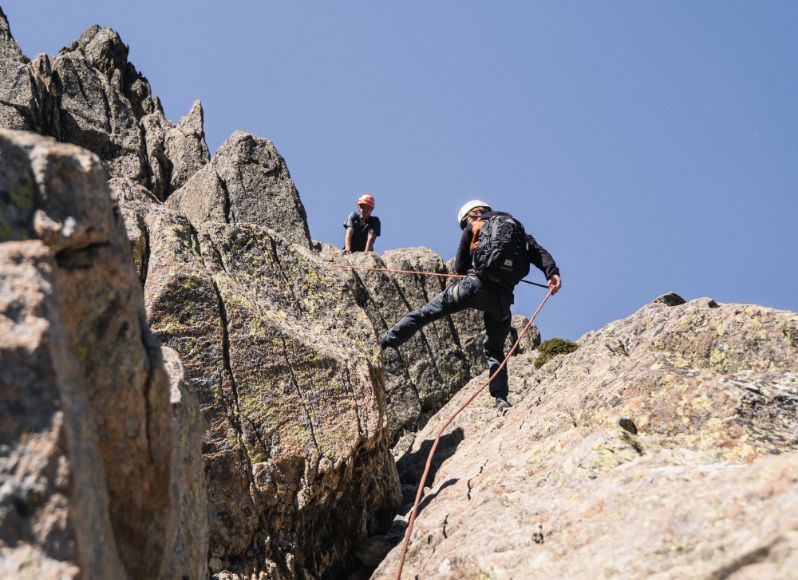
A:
[2,8,797,580]
[0,10,501,578]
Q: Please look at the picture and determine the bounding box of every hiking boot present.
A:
[495,397,512,415]
[378,335,391,351]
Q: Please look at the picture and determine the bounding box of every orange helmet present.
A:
[357,193,375,208]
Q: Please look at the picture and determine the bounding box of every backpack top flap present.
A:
[472,213,530,286]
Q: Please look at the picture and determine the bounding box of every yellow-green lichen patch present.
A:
[745,306,762,318]
[690,395,714,415]
[0,218,14,241]
[75,346,88,363]
[249,316,267,340]
[158,320,191,336]
[784,324,798,349]
[709,347,727,371]
[9,183,34,211]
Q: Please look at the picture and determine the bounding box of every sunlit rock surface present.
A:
[374,295,798,579]
[0,130,205,579]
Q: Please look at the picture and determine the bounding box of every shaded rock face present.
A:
[0,7,32,131]
[135,207,401,576]
[0,240,125,580]
[0,130,206,579]
[374,296,798,579]
[324,248,471,442]
[163,346,210,580]
[320,247,541,446]
[166,131,312,247]
[0,13,210,200]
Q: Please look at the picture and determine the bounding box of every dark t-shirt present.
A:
[343,212,381,251]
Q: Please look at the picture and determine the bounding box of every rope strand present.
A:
[326,261,549,289]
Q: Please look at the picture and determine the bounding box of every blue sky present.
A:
[6,1,797,340]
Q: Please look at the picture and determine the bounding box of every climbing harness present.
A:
[394,289,554,580]
[326,262,549,289]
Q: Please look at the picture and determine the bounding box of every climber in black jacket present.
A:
[379,200,561,414]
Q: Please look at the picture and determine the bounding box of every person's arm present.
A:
[453,226,473,274]
[343,213,356,253]
[365,231,377,252]
[364,217,380,252]
[527,234,561,294]
[547,273,561,294]
[344,227,354,253]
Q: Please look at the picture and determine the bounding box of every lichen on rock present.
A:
[534,337,579,368]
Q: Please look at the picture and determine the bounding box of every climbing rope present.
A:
[326,261,550,289]
[394,289,554,580]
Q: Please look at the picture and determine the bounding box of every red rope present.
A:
[327,262,465,280]
[327,261,550,289]
[394,289,553,579]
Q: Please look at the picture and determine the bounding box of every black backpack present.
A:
[472,212,530,286]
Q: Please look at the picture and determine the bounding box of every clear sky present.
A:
[5,1,797,340]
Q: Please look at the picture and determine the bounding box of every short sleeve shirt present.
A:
[343,212,381,251]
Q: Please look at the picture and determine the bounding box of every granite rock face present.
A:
[0,14,406,567]
[137,207,401,577]
[0,7,33,131]
[320,247,541,446]
[374,294,798,579]
[163,346,210,580]
[16,10,796,580]
[0,13,209,199]
[166,131,312,247]
[0,240,126,580]
[0,130,206,579]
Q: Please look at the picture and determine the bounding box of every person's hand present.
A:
[342,249,351,255]
[548,274,561,295]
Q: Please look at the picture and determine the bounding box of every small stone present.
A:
[652,292,686,307]
[619,417,638,435]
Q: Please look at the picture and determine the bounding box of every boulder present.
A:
[0,130,206,579]
[166,131,311,247]
[138,208,401,576]
[374,295,798,578]
[163,346,209,580]
[0,241,126,580]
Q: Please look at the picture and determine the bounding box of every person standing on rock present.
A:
[379,200,561,414]
[343,194,381,253]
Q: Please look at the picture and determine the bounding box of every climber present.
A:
[343,193,381,253]
[379,200,561,414]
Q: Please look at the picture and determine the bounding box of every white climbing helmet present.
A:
[457,199,491,229]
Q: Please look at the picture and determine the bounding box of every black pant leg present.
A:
[382,278,473,347]
[483,307,512,399]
